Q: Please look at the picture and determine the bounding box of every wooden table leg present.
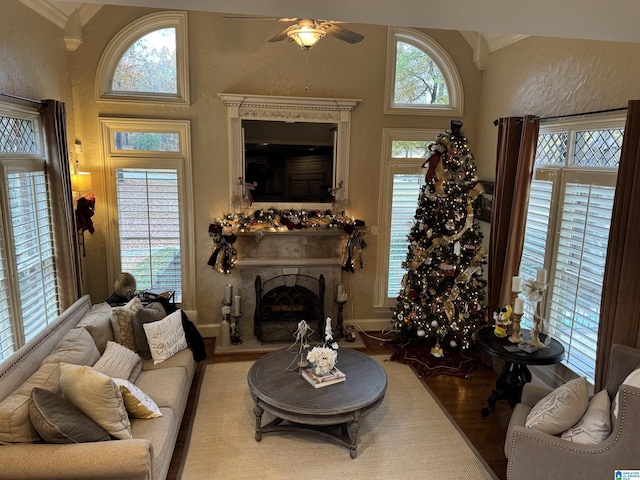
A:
[347,411,361,459]
[253,401,264,441]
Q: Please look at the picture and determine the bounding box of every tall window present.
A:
[96,11,189,104]
[0,103,59,360]
[100,119,195,309]
[385,27,463,116]
[520,115,625,383]
[376,129,440,307]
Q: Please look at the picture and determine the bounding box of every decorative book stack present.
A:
[301,366,346,389]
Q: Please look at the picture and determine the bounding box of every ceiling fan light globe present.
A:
[287,27,326,49]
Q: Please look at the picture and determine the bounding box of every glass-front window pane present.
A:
[391,140,431,158]
[573,129,623,167]
[116,168,182,302]
[388,173,422,297]
[113,131,179,152]
[394,41,449,105]
[535,132,567,166]
[0,116,37,154]
[112,28,177,94]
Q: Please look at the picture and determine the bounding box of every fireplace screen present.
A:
[254,274,325,343]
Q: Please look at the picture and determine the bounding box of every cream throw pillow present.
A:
[113,378,162,419]
[561,389,611,444]
[110,297,142,351]
[611,367,640,426]
[525,377,589,435]
[143,310,187,365]
[92,341,141,380]
[59,363,131,440]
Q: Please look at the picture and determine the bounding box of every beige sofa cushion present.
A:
[135,367,187,408]
[0,363,61,443]
[41,328,100,367]
[59,363,132,440]
[77,302,114,354]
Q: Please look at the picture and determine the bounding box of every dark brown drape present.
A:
[595,100,640,390]
[488,116,539,318]
[39,100,82,309]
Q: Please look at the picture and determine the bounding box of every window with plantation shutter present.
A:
[519,115,624,384]
[376,129,439,307]
[0,103,59,361]
[101,118,195,309]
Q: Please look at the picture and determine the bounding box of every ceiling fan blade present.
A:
[268,25,298,43]
[322,23,364,44]
[222,16,299,22]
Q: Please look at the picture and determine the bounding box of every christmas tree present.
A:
[392,120,487,350]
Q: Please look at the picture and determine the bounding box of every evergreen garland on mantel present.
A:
[207,208,367,274]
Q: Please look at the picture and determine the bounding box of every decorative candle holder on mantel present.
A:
[230,313,243,345]
[219,302,231,348]
[335,283,347,339]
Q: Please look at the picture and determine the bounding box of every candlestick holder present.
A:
[509,291,521,337]
[230,313,243,345]
[528,301,545,348]
[219,302,232,348]
[335,300,346,339]
[508,311,524,344]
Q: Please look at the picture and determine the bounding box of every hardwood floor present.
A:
[167,333,510,480]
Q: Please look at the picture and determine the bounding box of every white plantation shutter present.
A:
[116,168,182,302]
[388,174,421,298]
[547,179,615,381]
[0,233,14,359]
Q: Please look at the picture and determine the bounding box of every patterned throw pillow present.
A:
[525,377,589,435]
[113,379,162,419]
[92,341,141,380]
[110,297,142,351]
[143,310,188,365]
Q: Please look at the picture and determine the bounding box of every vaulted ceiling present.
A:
[19,0,640,69]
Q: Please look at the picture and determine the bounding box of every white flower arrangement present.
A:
[306,347,338,376]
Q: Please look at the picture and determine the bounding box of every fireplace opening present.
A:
[254,274,325,343]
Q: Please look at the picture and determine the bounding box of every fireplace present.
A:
[254,274,325,342]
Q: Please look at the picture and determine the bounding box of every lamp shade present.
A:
[71,172,92,192]
[287,26,326,50]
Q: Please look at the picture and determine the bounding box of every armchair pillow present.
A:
[611,366,640,426]
[143,310,188,365]
[29,387,110,443]
[561,389,611,444]
[525,376,589,435]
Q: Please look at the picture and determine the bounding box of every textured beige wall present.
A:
[0,0,75,142]
[69,6,481,326]
[474,36,640,182]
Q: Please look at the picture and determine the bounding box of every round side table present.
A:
[475,326,564,416]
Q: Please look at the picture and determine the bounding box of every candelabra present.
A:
[230,313,243,345]
[335,300,346,339]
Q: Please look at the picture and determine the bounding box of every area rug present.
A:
[383,338,483,379]
[177,356,497,480]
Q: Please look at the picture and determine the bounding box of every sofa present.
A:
[504,344,640,479]
[0,294,197,480]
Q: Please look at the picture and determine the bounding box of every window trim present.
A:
[95,11,190,105]
[375,128,441,309]
[384,27,464,116]
[99,118,195,309]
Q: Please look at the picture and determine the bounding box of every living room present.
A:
[1,0,640,479]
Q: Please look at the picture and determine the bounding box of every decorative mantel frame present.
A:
[218,93,360,211]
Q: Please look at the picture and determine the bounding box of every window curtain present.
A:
[39,100,81,309]
[488,116,539,318]
[595,100,640,390]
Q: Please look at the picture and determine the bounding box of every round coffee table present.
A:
[247,348,387,458]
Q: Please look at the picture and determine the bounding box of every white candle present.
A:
[233,295,241,316]
[512,276,522,292]
[224,284,233,304]
[513,297,524,314]
[336,284,344,301]
[536,268,547,284]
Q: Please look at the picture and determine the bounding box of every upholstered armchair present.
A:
[504,344,640,479]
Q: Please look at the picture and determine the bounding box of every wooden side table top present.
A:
[247,348,387,417]
[475,326,565,365]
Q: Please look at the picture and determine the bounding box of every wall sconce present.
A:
[71,141,94,257]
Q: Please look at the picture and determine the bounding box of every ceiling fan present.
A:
[223,17,364,50]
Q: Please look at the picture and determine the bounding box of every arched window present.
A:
[96,11,189,105]
[385,27,463,116]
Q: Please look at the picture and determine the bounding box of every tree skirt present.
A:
[382,338,482,379]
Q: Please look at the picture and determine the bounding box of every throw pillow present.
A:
[611,366,640,426]
[561,389,611,444]
[41,327,100,367]
[92,341,141,380]
[113,379,162,419]
[77,302,114,354]
[132,302,166,360]
[29,387,110,443]
[143,310,188,365]
[110,296,142,351]
[58,363,132,440]
[525,377,589,435]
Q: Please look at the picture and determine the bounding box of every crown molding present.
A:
[19,0,68,29]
